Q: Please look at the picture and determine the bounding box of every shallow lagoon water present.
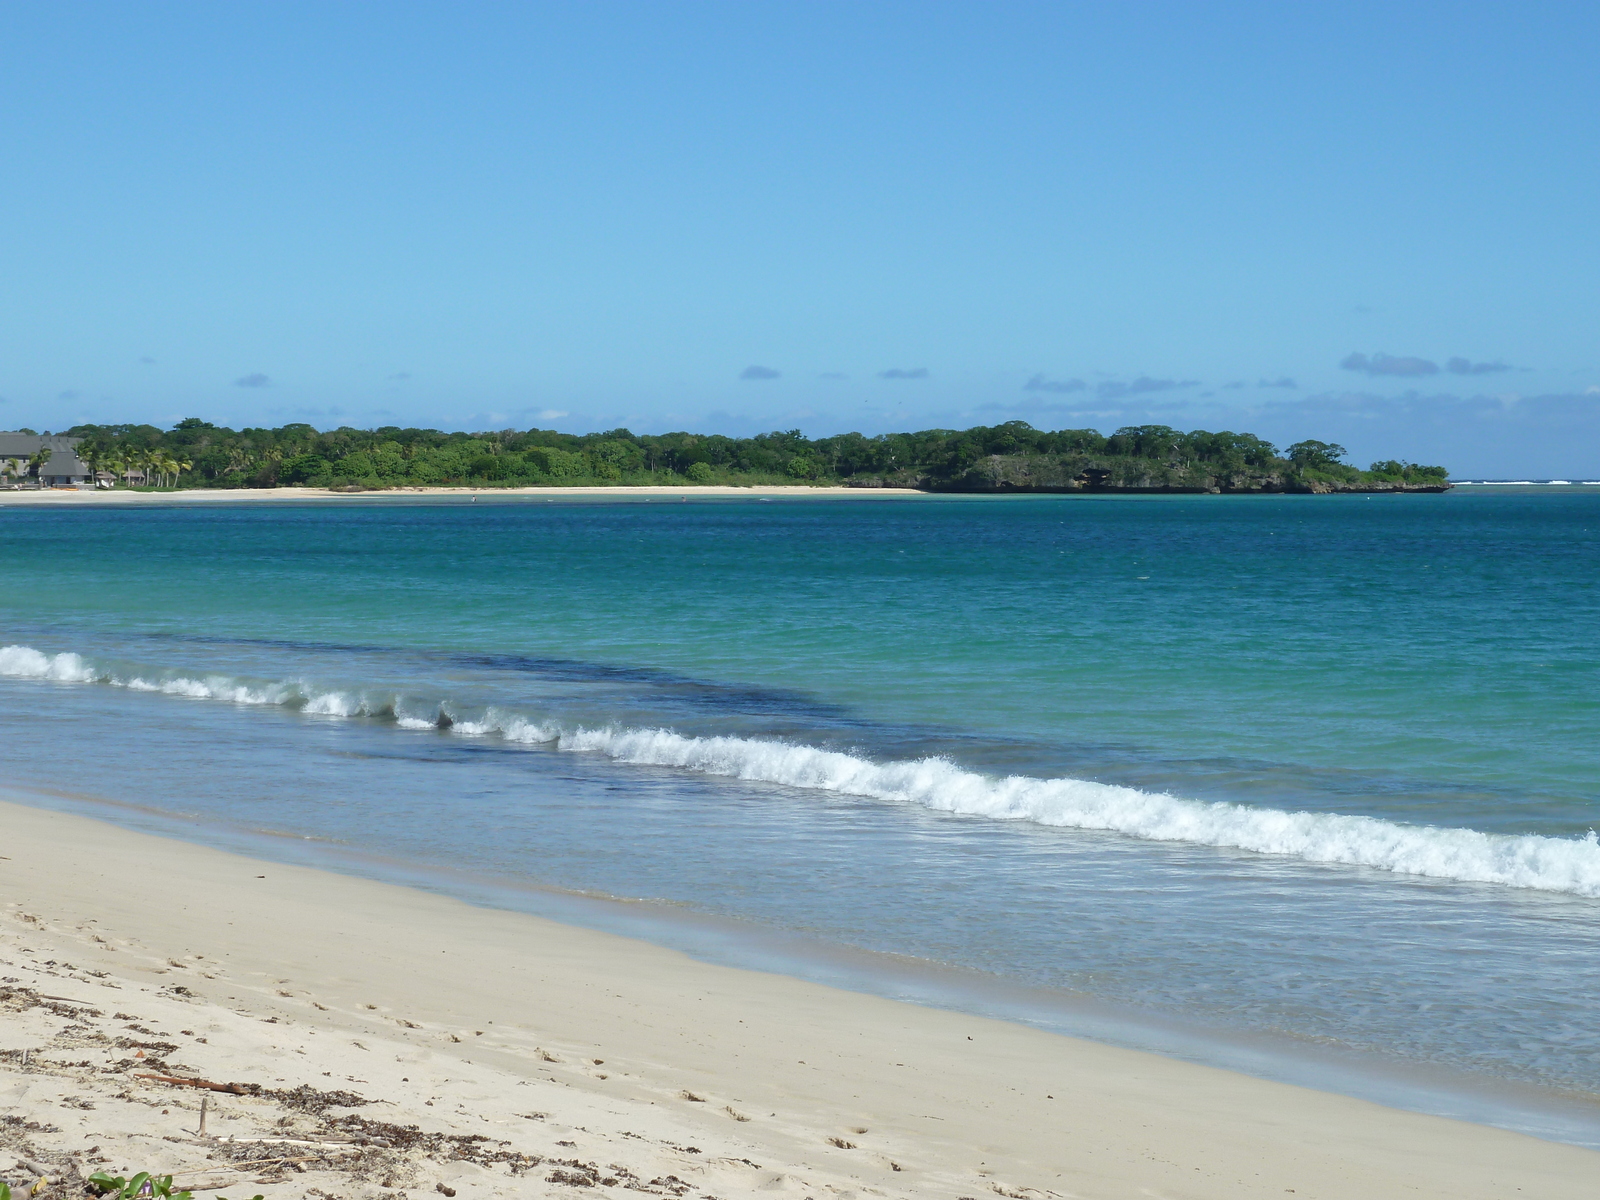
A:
[2,491,1598,1140]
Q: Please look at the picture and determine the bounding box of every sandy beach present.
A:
[1,799,1595,1200]
[0,485,923,504]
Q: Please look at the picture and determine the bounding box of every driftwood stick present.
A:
[208,1137,359,1148]
[135,1073,248,1094]
[174,1153,347,1178]
[198,1094,209,1137]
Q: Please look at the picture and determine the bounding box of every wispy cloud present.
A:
[1096,376,1199,399]
[139,356,156,365]
[538,409,569,420]
[1023,373,1085,394]
[235,372,272,388]
[387,371,412,381]
[1258,376,1297,389]
[57,390,80,401]
[1446,357,1512,375]
[879,367,929,380]
[740,365,781,380]
[1340,352,1438,377]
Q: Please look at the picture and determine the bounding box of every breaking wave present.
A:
[5,642,1599,897]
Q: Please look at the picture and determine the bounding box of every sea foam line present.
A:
[5,643,1599,897]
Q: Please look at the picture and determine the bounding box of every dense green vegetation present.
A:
[61,418,1450,492]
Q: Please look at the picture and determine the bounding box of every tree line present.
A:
[61,418,1449,491]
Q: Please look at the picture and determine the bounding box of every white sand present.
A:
[0,485,922,504]
[2,799,1596,1200]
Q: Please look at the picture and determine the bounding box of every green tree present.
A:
[525,446,585,478]
[280,453,331,484]
[1288,440,1348,469]
[76,442,110,485]
[26,445,53,482]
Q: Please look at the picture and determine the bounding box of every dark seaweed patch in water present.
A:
[132,630,860,721]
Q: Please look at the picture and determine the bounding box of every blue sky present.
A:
[3,1,1598,475]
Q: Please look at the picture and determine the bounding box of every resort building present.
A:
[0,433,95,488]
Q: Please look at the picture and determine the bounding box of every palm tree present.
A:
[77,443,99,483]
[162,451,188,489]
[26,446,52,485]
[79,443,113,487]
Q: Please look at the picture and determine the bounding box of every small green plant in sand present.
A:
[86,1177,263,1200]
[86,1173,192,1200]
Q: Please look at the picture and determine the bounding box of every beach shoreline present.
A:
[0,484,924,503]
[2,799,1596,1199]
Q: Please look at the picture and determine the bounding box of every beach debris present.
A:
[434,1186,455,1197]
[133,1074,246,1095]
[826,1138,856,1150]
[677,1091,704,1103]
[11,1158,57,1184]
[36,994,102,1009]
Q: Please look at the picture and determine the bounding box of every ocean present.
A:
[3,489,1598,1142]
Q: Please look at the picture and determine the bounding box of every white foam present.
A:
[0,645,98,682]
[6,641,1599,898]
[558,726,1600,897]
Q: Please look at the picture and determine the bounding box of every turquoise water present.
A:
[2,492,1598,1136]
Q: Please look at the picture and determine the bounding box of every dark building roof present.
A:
[0,433,81,456]
[0,434,90,479]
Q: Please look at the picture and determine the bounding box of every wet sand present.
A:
[2,799,1596,1199]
